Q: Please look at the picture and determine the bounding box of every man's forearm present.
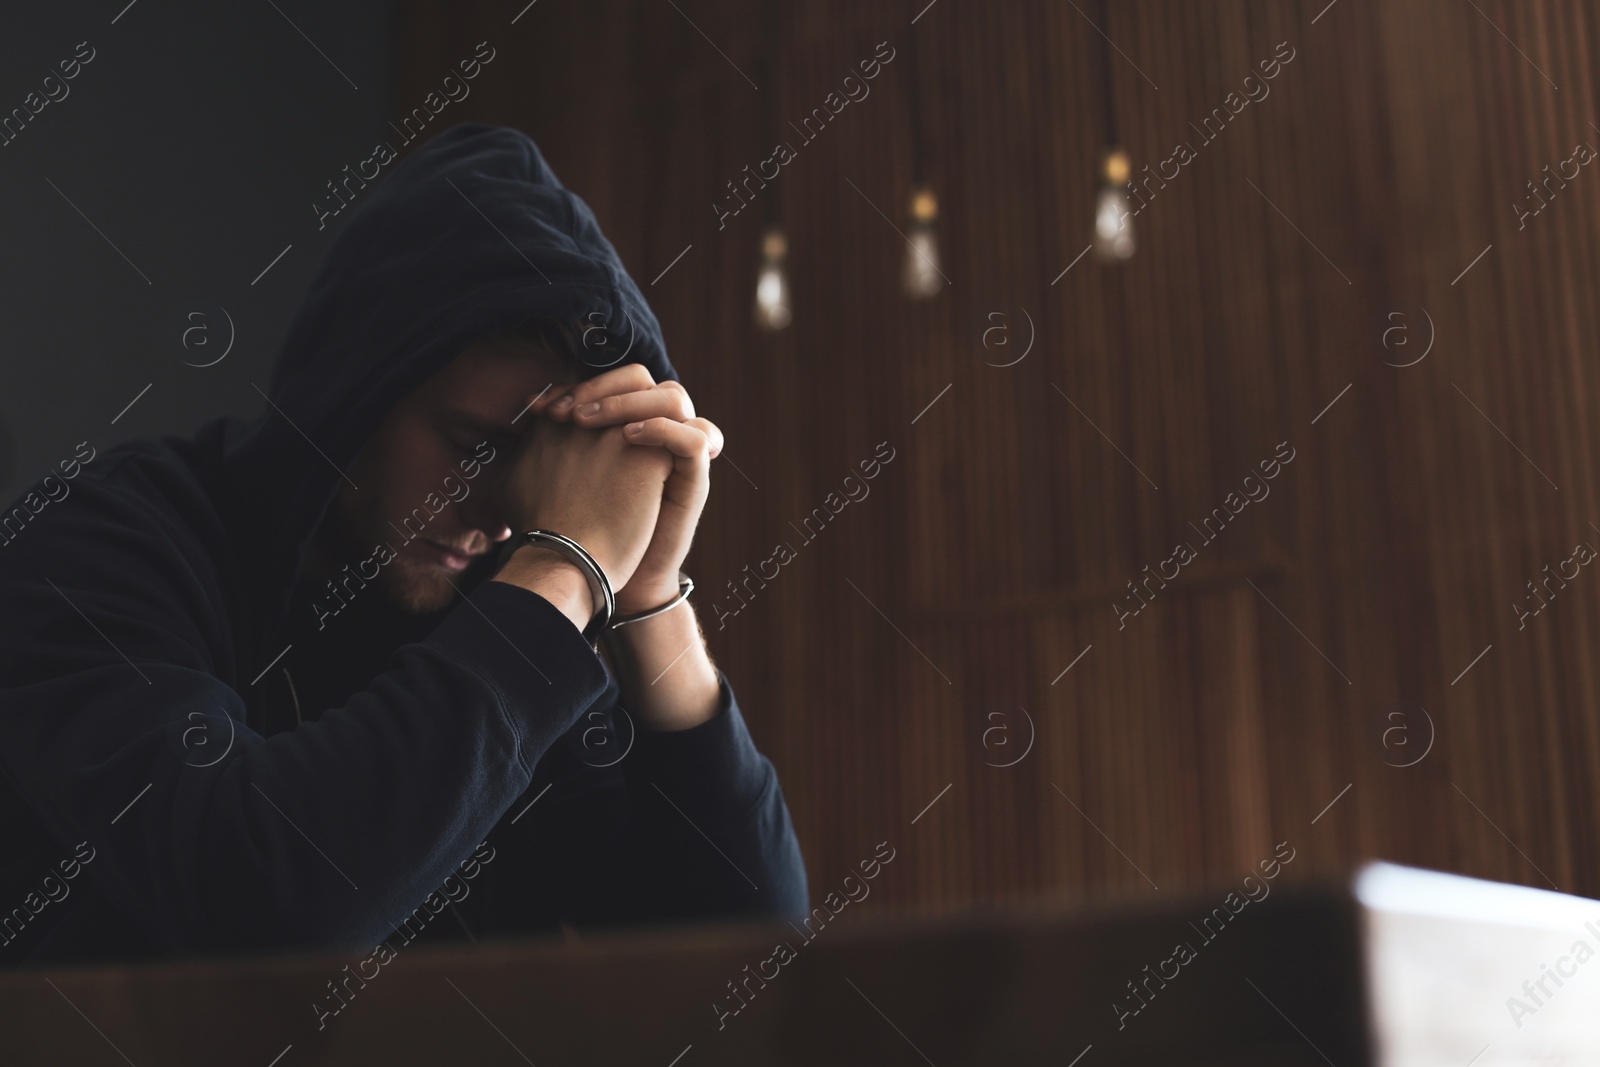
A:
[497,544,720,729]
[601,597,721,731]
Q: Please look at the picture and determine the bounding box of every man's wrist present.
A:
[614,575,685,617]
[492,544,596,633]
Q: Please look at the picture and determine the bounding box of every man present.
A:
[0,123,808,966]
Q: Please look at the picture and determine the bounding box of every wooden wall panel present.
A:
[394,0,1600,916]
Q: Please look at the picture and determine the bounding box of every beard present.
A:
[382,542,458,614]
[325,484,494,617]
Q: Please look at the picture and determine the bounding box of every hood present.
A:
[219,122,675,662]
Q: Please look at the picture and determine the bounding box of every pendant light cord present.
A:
[1097,0,1118,148]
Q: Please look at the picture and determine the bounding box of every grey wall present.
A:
[0,2,397,496]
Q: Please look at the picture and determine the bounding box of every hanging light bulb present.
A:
[754,225,792,330]
[903,183,943,298]
[1092,148,1135,262]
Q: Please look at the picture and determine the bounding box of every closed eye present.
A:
[437,410,519,455]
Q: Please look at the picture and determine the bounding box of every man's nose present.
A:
[454,485,513,543]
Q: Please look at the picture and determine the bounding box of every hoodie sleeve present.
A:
[561,669,810,928]
[0,457,609,956]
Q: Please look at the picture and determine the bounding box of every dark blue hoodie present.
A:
[0,123,808,967]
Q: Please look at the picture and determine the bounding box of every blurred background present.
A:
[5,0,1599,924]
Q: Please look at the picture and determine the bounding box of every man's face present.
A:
[315,338,580,614]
